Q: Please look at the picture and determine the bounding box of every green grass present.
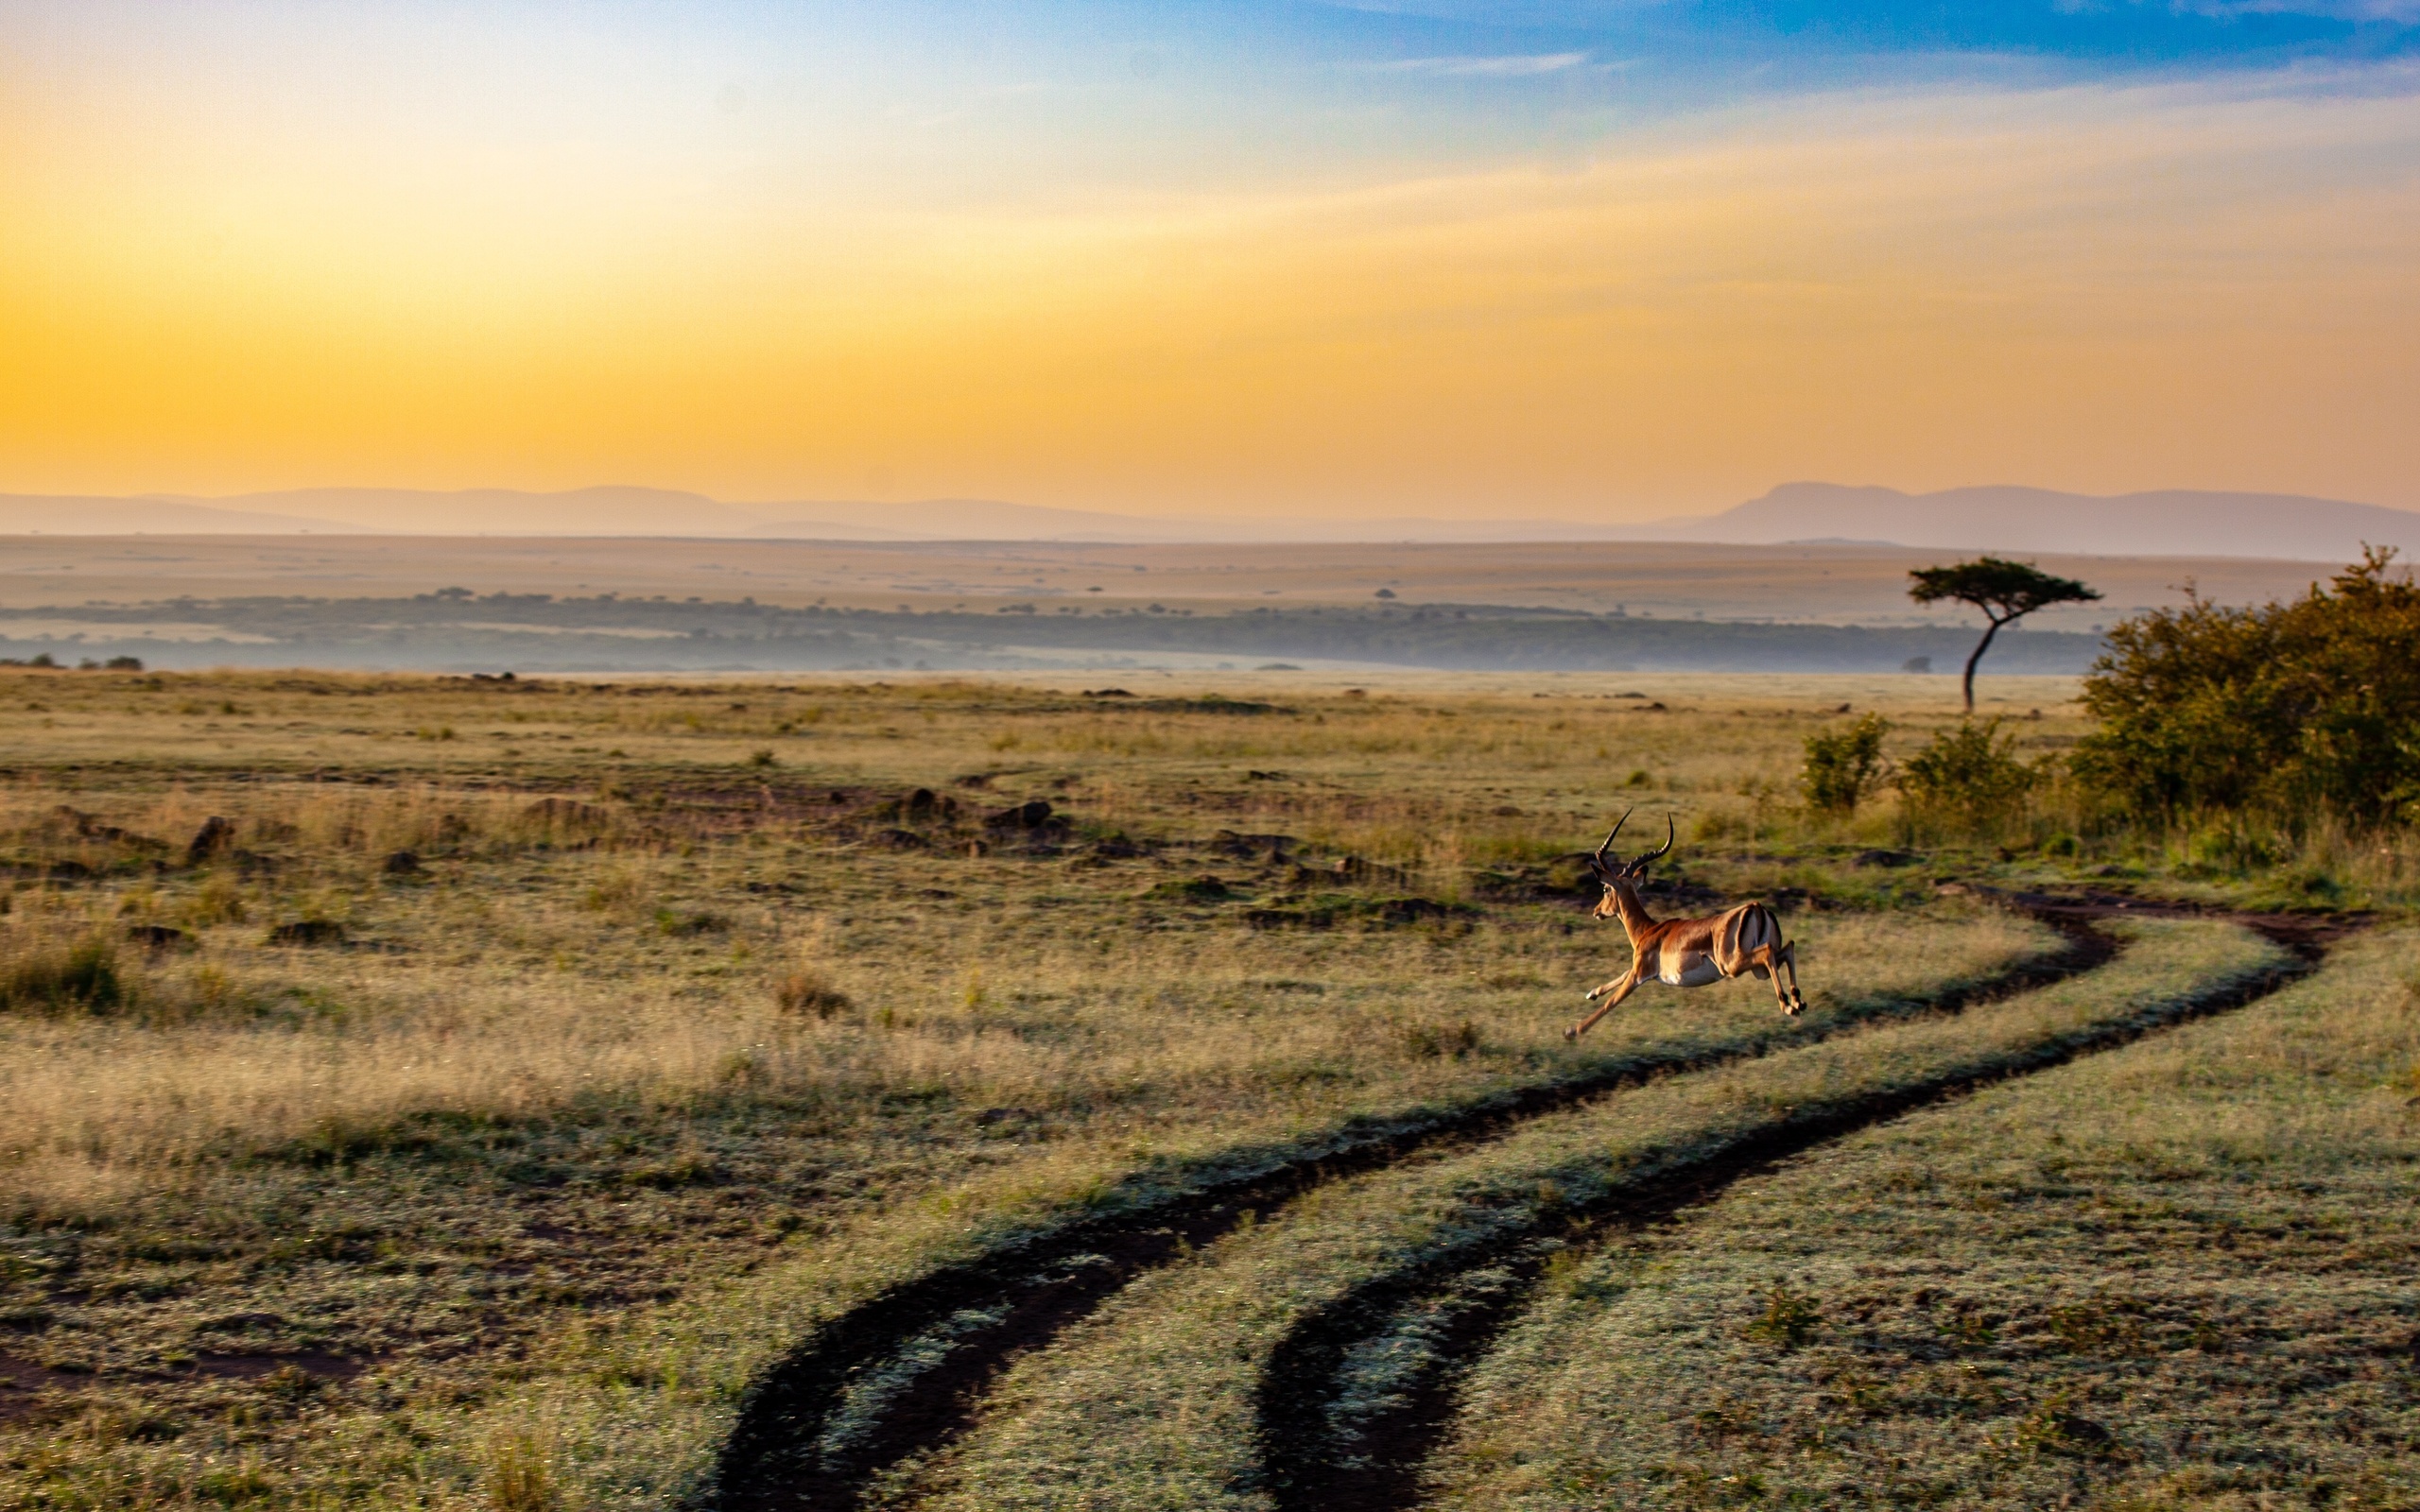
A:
[1435,926,2420,1511]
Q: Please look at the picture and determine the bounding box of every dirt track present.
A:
[704,902,2131,1512]
[703,896,2352,1512]
[1254,901,2329,1512]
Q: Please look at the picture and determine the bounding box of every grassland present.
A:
[1436,924,2420,1511]
[0,534,2338,675]
[0,535,2327,627]
[885,919,2287,1512]
[0,665,2401,1510]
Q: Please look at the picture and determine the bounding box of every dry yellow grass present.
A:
[0,665,2387,1509]
[0,828,2035,1228]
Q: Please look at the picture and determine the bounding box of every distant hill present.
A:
[1651,483,2420,561]
[0,494,362,534]
[6,481,2415,558]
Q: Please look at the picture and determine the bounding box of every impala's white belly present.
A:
[1659,953,1724,988]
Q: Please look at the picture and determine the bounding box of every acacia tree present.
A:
[1910,557,2101,713]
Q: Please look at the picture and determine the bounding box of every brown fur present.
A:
[1564,814,1806,1040]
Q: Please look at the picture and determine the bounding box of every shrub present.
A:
[1800,713,1891,816]
[2074,547,2420,827]
[1897,720,2035,832]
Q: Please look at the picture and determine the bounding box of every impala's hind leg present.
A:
[1747,943,1799,1016]
[1567,969,1642,1041]
[1777,939,1806,1014]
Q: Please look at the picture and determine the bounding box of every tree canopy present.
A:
[1909,557,2101,711]
[2074,547,2420,828]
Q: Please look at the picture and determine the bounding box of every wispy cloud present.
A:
[2186,0,2420,20]
[1371,52,1589,77]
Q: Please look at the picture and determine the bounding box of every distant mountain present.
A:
[0,493,362,534]
[8,481,2416,558]
[1650,483,2420,561]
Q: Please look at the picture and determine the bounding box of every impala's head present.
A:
[1585,808,1675,919]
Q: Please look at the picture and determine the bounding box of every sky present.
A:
[2,1,2416,523]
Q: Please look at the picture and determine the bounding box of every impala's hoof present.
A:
[1562,1025,1579,1042]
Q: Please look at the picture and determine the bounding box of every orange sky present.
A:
[3,9,2417,520]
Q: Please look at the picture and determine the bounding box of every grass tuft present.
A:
[775,969,855,1020]
[0,930,127,1016]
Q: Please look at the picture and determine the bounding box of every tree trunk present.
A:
[1961,615,2007,713]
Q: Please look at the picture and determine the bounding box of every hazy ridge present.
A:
[6,482,2415,559]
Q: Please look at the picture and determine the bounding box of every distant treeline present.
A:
[0,593,2103,674]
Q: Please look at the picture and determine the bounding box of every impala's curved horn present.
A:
[1591,808,1634,875]
[1632,814,1675,872]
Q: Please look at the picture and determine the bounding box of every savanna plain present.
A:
[0,667,2411,1511]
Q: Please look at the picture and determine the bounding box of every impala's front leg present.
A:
[1566,967,1643,1041]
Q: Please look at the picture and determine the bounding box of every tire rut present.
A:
[703,907,2116,1512]
[1253,909,2337,1512]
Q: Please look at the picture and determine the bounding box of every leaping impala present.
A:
[1566,809,1806,1040]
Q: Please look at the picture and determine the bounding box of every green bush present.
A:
[1897,721,2034,832]
[1800,713,1891,816]
[2074,548,2420,827]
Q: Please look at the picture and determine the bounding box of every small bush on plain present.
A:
[1800,713,1891,816]
[1897,721,2036,833]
